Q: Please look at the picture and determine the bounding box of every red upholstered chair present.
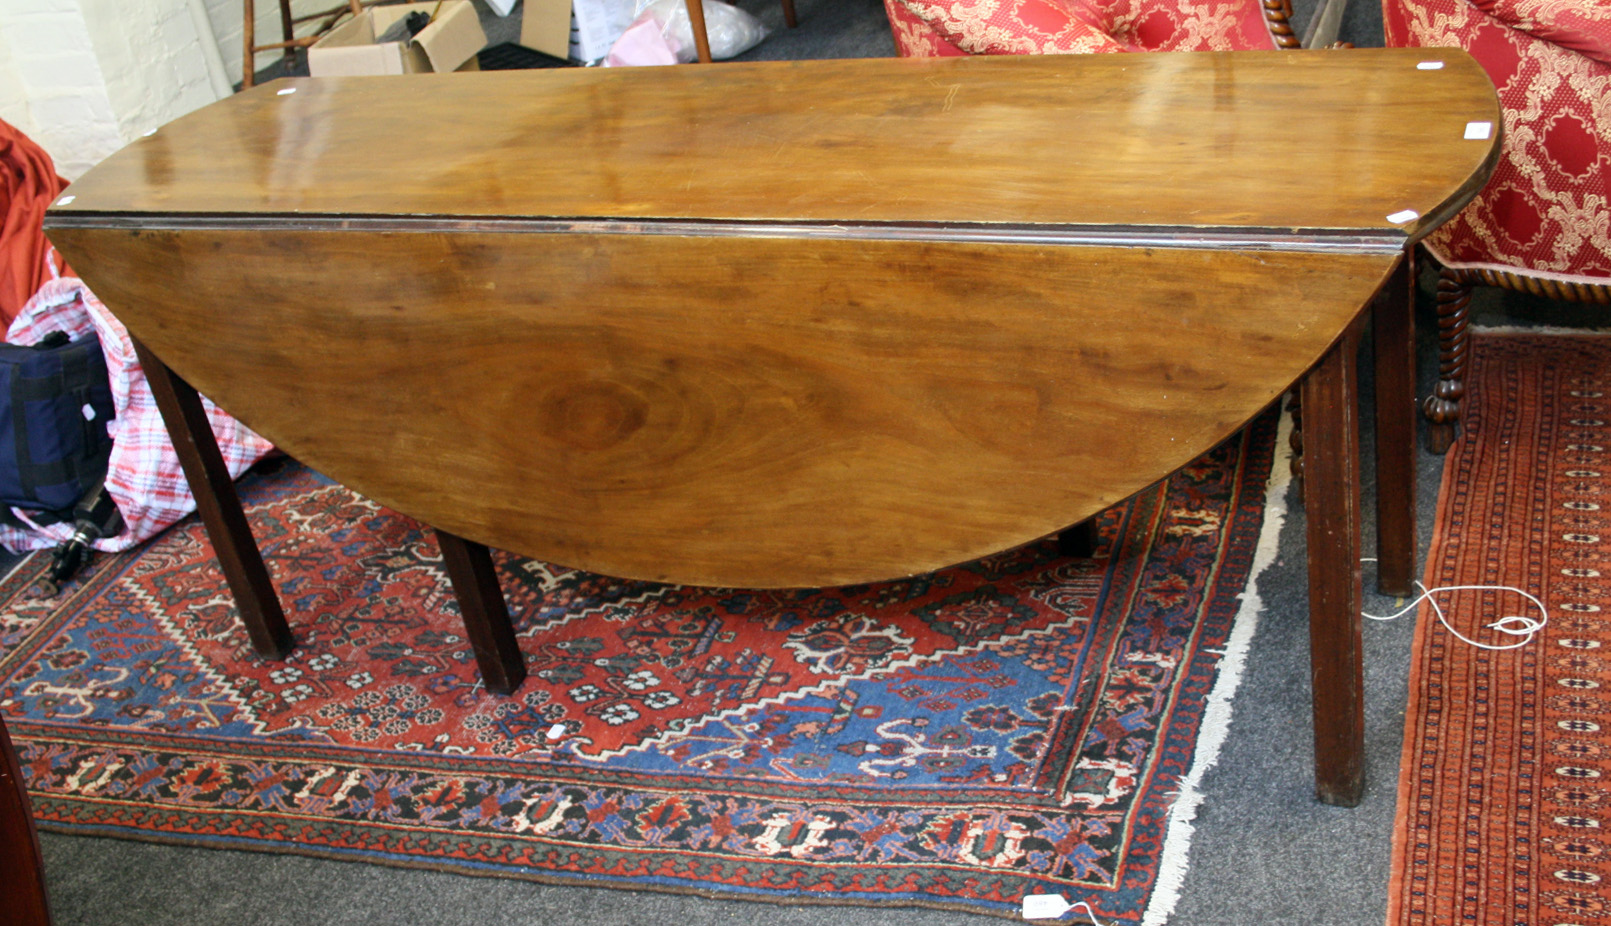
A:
[1383,0,1611,451]
[881,0,1301,58]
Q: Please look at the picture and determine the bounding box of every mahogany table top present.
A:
[45,50,1500,587]
[53,49,1497,241]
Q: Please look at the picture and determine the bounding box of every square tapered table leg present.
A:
[434,529,526,695]
[132,336,293,660]
[134,336,526,693]
[1372,252,1417,597]
[1302,316,1367,807]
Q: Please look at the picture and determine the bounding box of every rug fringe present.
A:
[1141,406,1294,926]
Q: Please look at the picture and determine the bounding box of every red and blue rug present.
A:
[0,409,1283,921]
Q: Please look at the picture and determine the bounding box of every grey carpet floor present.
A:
[25,2,1559,923]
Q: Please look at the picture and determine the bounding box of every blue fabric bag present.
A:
[0,330,115,518]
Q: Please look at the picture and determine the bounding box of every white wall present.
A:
[0,0,124,180]
[1,0,228,180]
[0,22,42,141]
[80,0,225,143]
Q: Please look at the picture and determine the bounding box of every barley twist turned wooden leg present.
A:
[1423,268,1472,454]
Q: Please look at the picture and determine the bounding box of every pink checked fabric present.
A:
[883,0,1282,58]
[0,275,273,553]
[1384,0,1611,283]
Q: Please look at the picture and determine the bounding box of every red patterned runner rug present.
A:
[0,409,1284,921]
[1389,334,1611,926]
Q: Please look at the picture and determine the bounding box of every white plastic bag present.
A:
[606,0,766,65]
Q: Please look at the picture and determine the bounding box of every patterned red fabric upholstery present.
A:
[1469,0,1611,66]
[1384,0,1611,283]
[882,0,1282,58]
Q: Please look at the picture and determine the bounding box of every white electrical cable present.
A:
[1068,902,1107,926]
[1361,563,1548,651]
[1019,565,1546,926]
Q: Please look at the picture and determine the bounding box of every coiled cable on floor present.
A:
[1362,560,1548,651]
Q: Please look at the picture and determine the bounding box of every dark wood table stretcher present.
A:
[44,50,1499,806]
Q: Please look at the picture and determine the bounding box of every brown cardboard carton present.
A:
[522,0,637,62]
[309,2,487,77]
[520,0,575,60]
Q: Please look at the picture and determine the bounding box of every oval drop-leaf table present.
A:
[45,49,1500,806]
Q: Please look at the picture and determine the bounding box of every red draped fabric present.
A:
[0,119,70,328]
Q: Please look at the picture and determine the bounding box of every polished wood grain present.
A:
[135,333,530,690]
[54,226,1397,586]
[43,51,1501,804]
[44,50,1500,589]
[51,49,1497,239]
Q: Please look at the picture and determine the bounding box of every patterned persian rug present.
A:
[1,410,1284,922]
[1389,334,1611,926]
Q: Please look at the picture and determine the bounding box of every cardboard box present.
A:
[522,0,637,63]
[309,2,487,77]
